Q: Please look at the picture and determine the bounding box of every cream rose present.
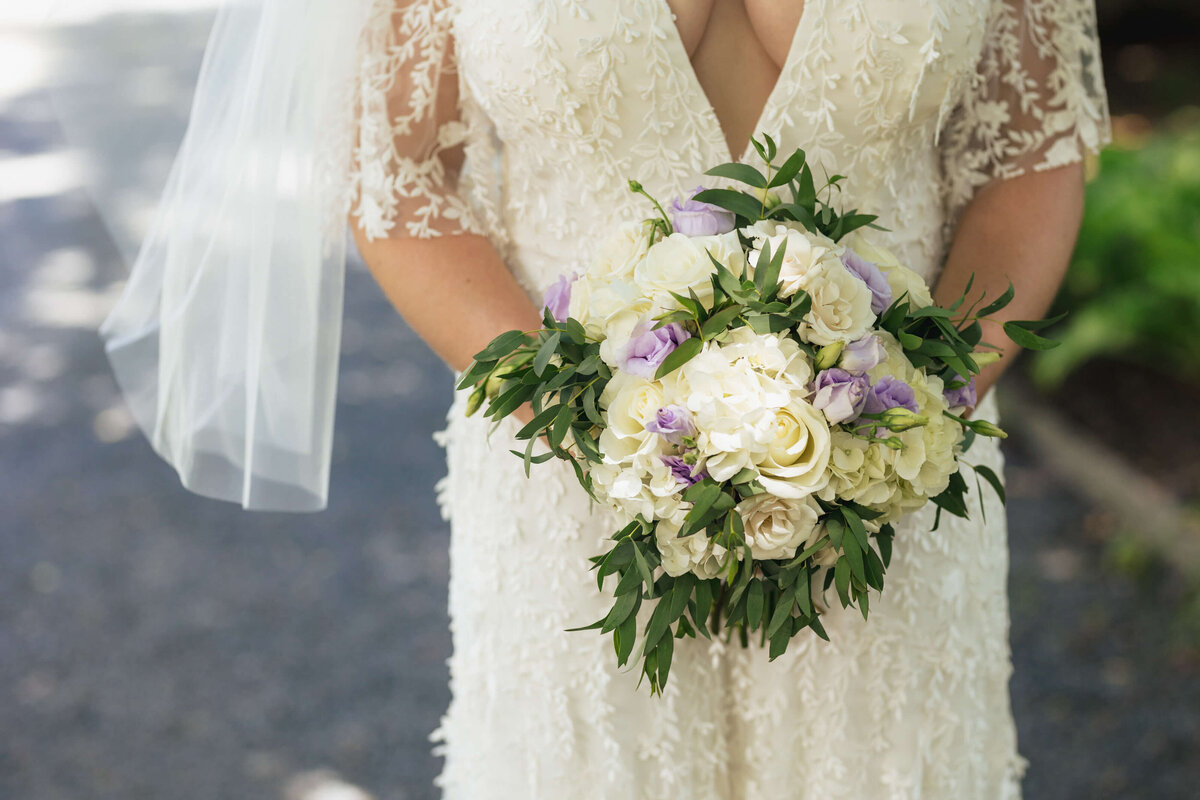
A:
[589,220,652,281]
[736,493,822,560]
[601,371,666,439]
[796,260,876,345]
[634,232,723,307]
[754,399,832,499]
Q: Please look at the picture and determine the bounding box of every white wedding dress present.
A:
[347,1,1109,797]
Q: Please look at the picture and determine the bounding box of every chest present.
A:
[452,0,990,161]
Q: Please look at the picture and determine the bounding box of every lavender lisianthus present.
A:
[616,319,692,379]
[863,375,919,415]
[943,375,978,411]
[811,368,870,424]
[669,186,736,236]
[839,334,887,374]
[645,404,695,445]
[662,455,706,487]
[841,249,892,314]
[541,271,578,322]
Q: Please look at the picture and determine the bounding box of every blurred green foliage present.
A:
[1032,113,1200,387]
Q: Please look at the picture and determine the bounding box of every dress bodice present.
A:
[350,0,1108,303]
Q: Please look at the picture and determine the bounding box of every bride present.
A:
[97,0,1109,796]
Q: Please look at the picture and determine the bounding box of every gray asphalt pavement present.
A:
[1,11,1197,800]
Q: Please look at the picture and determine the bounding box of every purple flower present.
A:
[645,404,695,445]
[841,249,892,314]
[669,186,736,236]
[863,376,919,415]
[811,368,870,424]
[662,455,706,487]
[616,319,692,379]
[840,334,887,374]
[943,375,978,410]
[541,271,578,323]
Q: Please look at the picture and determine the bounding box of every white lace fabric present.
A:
[346,1,1110,797]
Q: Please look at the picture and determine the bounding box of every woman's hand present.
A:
[933,162,1087,410]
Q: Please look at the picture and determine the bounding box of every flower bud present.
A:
[877,407,927,431]
[973,351,1002,367]
[968,419,1008,439]
[813,341,845,371]
[484,372,508,400]
[465,384,487,417]
[756,186,783,210]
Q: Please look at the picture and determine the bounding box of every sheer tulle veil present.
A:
[47,0,376,511]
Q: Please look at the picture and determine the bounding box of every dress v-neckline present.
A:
[655,0,816,164]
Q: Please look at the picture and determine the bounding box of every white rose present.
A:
[744,221,840,298]
[589,221,651,282]
[635,232,720,307]
[736,493,822,561]
[601,371,666,439]
[755,399,832,499]
[842,230,934,308]
[796,260,876,346]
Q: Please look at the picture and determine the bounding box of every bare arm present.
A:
[352,227,542,424]
[932,162,1086,407]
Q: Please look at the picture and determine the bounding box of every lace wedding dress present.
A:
[349,1,1109,797]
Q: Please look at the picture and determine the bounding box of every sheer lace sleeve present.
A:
[940,0,1112,214]
[350,0,481,240]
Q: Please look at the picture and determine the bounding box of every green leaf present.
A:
[974,464,1006,504]
[632,542,656,597]
[532,331,561,377]
[653,335,703,379]
[841,531,866,586]
[516,403,561,440]
[747,580,764,629]
[769,148,807,188]
[705,162,769,188]
[615,611,637,665]
[795,164,816,209]
[549,402,573,448]
[692,188,767,221]
[976,282,1014,317]
[643,594,675,652]
[474,329,530,361]
[768,624,791,660]
[841,506,870,550]
[834,558,851,606]
[656,628,675,689]
[700,304,744,340]
[601,589,640,633]
[794,567,813,617]
[834,213,878,240]
[1003,321,1061,351]
[766,584,796,637]
[898,331,922,350]
[455,358,496,391]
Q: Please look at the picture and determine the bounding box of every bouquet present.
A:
[457,136,1058,694]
